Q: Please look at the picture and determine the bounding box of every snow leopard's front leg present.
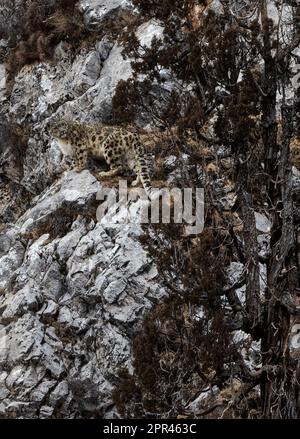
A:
[72,143,88,172]
[98,136,123,178]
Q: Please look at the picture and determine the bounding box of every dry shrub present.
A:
[5,0,84,91]
[0,117,29,181]
[0,118,31,221]
[112,78,147,125]
[113,227,237,418]
[22,203,98,241]
[5,1,136,93]
[0,0,25,45]
[45,9,82,40]
[113,293,236,418]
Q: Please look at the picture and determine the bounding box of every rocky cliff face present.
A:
[1,0,299,419]
[0,1,167,418]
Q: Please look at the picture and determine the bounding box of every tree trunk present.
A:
[261,104,300,418]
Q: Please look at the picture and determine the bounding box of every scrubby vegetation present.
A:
[113,229,239,418]
[0,116,29,180]
[1,0,138,93]
[112,0,300,419]
[1,0,299,420]
[3,1,84,91]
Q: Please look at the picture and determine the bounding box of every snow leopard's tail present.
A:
[133,141,153,199]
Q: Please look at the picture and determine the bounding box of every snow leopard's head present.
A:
[45,118,71,141]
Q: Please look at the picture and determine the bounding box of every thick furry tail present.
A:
[133,145,153,199]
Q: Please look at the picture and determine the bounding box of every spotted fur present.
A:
[46,119,153,198]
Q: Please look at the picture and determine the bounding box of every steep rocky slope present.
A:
[0,0,299,419]
[0,0,167,418]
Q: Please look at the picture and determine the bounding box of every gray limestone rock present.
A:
[0,9,172,419]
[0,165,165,417]
[79,0,130,30]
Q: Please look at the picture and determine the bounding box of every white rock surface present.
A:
[79,0,131,30]
[5,19,165,195]
[0,167,165,417]
[255,212,272,233]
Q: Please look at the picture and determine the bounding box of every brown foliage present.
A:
[113,295,236,418]
[291,136,300,170]
[113,226,237,418]
[5,0,84,91]
[0,117,29,181]
[22,203,98,241]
